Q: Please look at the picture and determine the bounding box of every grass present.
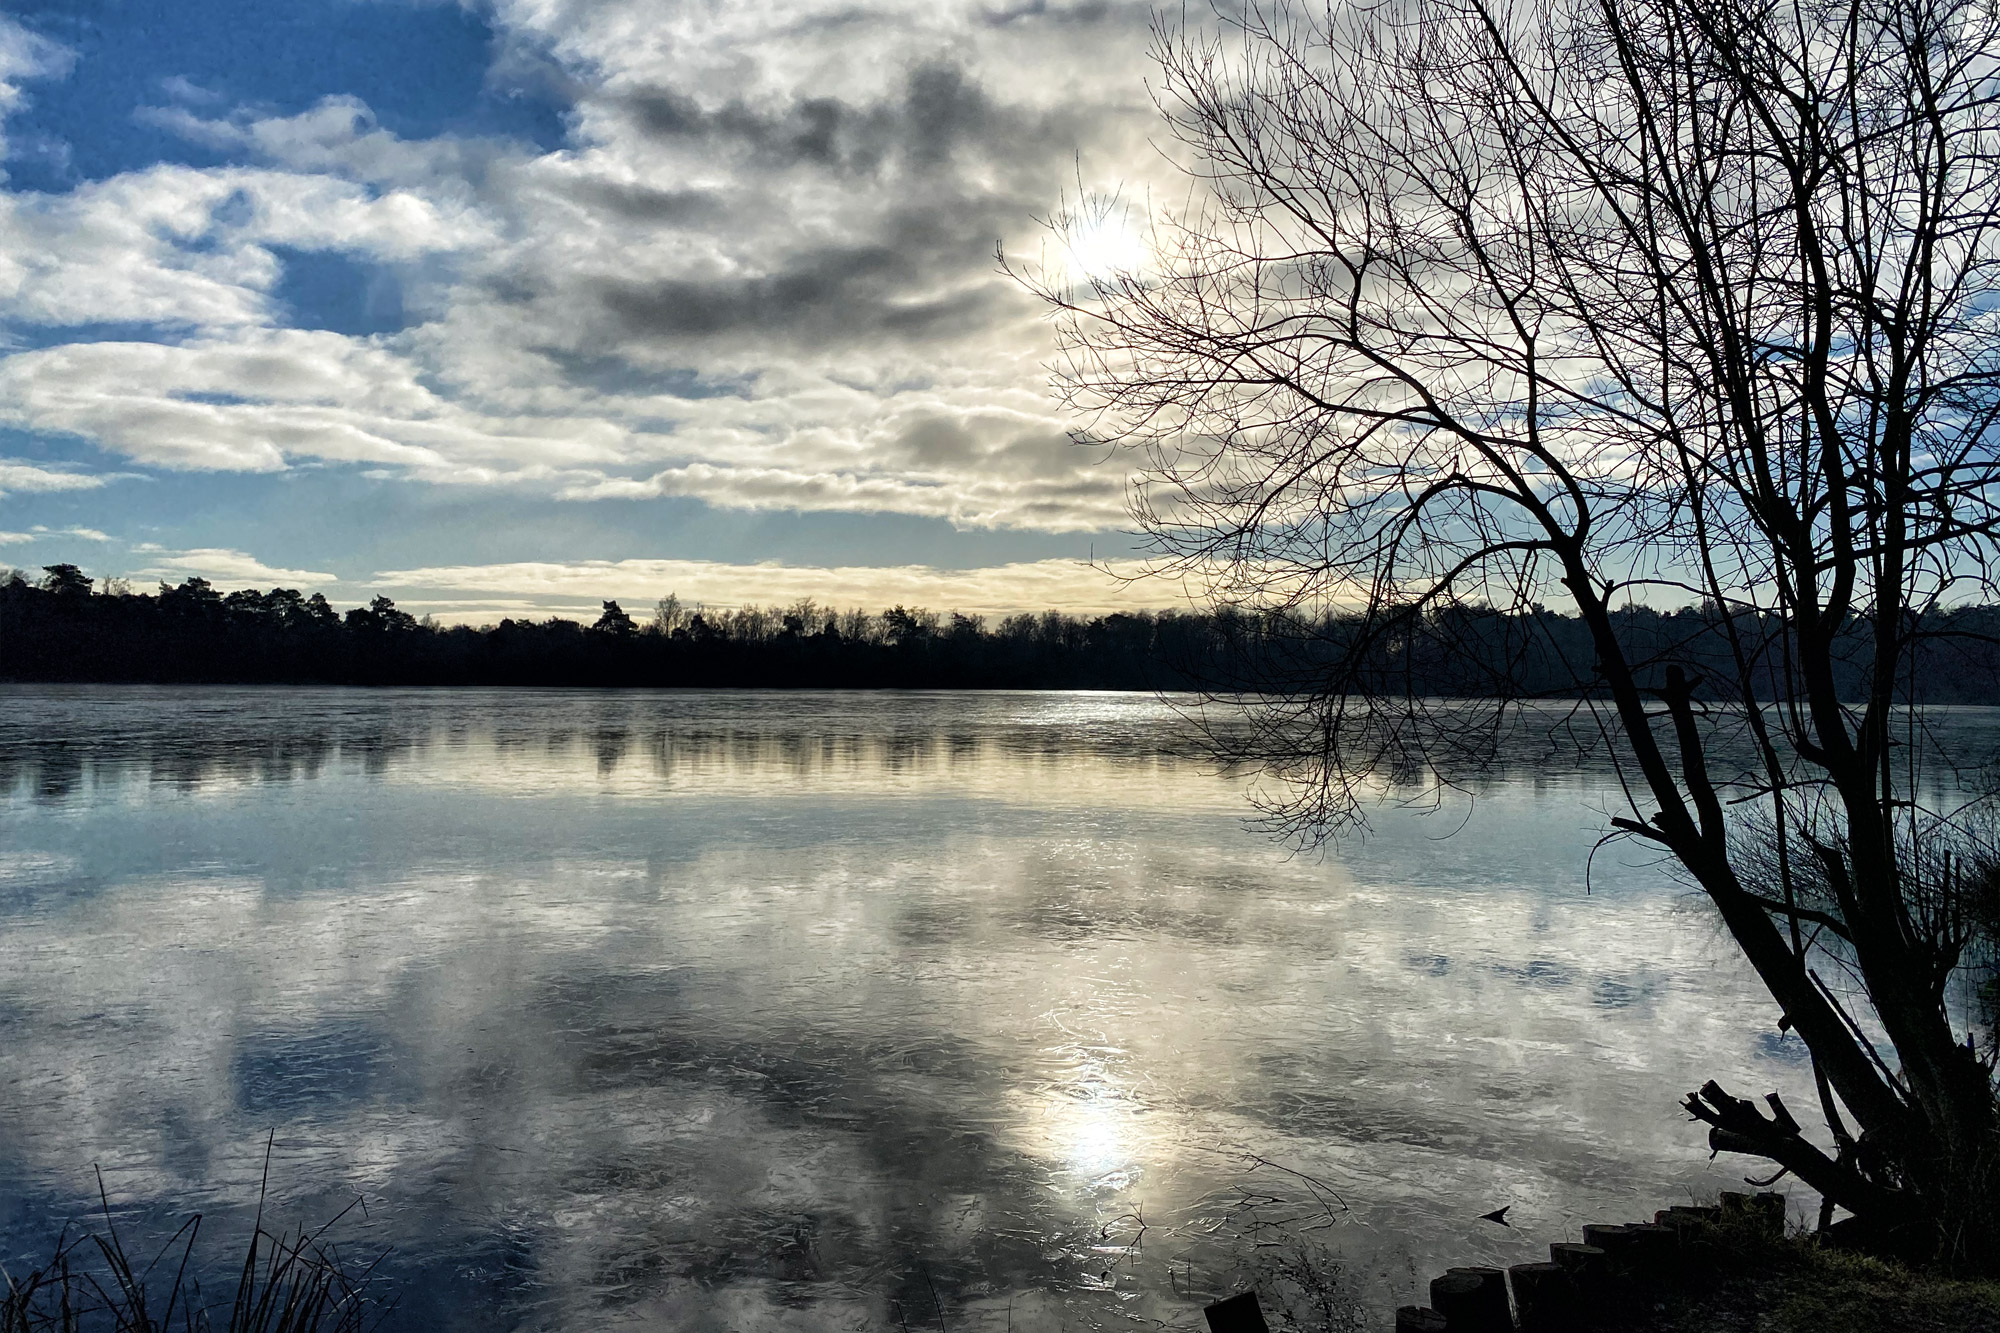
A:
[1222,1189,2000,1333]
[1,1157,390,1333]
[1611,1210,2000,1333]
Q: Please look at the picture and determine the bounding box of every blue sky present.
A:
[0,0,1168,619]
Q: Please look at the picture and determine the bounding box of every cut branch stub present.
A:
[1686,1081,1902,1219]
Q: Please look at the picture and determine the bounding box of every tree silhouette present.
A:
[39,564,92,598]
[344,595,417,633]
[1022,0,2000,1264]
[593,600,638,636]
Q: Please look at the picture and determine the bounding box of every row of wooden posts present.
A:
[1393,1191,1787,1333]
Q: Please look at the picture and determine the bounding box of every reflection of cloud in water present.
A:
[0,686,1872,1328]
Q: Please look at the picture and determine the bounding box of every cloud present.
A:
[559,459,1124,531]
[372,555,1178,620]
[0,458,115,497]
[0,330,1120,528]
[138,94,512,188]
[128,547,337,588]
[27,524,111,539]
[0,0,1172,536]
[0,164,495,338]
[0,525,110,545]
[158,75,223,107]
[0,18,75,174]
[0,331,595,474]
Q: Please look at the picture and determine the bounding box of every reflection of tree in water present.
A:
[0,690,1764,810]
[30,742,82,803]
[0,710,423,798]
[592,727,630,778]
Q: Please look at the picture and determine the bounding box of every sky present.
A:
[0,0,1178,622]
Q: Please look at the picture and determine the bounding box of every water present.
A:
[0,686,1843,1329]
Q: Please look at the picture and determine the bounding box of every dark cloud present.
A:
[890,418,1077,478]
[531,351,750,399]
[979,0,1122,27]
[564,179,723,224]
[570,70,1058,351]
[509,54,1102,365]
[622,61,1033,177]
[896,414,985,466]
[593,241,1001,341]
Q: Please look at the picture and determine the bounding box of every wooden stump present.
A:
[1429,1266,1510,1332]
[1548,1242,1610,1304]
[1202,1290,1270,1333]
[1548,1243,1606,1271]
[1622,1222,1677,1275]
[1720,1190,1786,1237]
[1579,1223,1634,1257]
[1658,1205,1719,1227]
[1509,1260,1577,1333]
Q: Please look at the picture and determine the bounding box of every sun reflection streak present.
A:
[1018,992,1170,1197]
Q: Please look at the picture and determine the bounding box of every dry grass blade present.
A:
[0,1162,390,1333]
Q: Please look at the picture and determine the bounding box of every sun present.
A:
[1064,206,1148,285]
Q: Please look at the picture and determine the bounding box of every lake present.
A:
[0,686,1828,1330]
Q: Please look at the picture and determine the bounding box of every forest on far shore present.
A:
[9,562,2000,699]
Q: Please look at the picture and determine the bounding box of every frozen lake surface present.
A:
[0,686,1838,1329]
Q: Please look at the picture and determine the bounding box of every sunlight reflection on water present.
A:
[0,686,1885,1330]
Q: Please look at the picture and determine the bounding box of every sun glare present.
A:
[1065,209,1148,285]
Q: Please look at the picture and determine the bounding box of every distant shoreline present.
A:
[11,568,2000,701]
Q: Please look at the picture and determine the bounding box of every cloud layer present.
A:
[374,555,1176,622]
[0,458,112,496]
[0,2,1166,538]
[128,545,336,587]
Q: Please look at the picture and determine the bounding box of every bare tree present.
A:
[1018,0,2000,1265]
[651,592,688,636]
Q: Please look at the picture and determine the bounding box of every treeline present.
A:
[0,566,1222,689]
[7,564,2000,699]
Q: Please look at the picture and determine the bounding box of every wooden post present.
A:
[1202,1291,1270,1333]
[1508,1261,1575,1333]
[1546,1243,1607,1274]
[1547,1242,1609,1306]
[1578,1224,1634,1258]
[1621,1222,1677,1275]
[1429,1266,1510,1332]
[1656,1205,1719,1229]
[1750,1192,1786,1236]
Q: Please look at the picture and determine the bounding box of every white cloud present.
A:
[372,555,1178,620]
[0,18,75,175]
[157,75,223,107]
[0,164,495,336]
[0,525,110,545]
[128,547,336,588]
[560,460,1124,531]
[141,94,509,189]
[0,330,1120,527]
[0,458,114,496]
[0,331,579,473]
[16,524,112,540]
